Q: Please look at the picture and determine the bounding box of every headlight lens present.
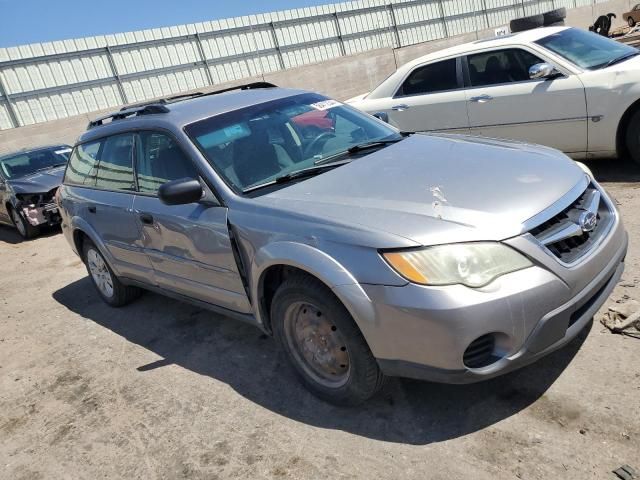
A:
[383,242,532,288]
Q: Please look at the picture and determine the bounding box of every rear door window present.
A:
[135,131,199,194]
[93,134,136,191]
[396,58,459,97]
[64,141,101,186]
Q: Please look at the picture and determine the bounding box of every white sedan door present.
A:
[464,48,587,155]
[364,57,470,134]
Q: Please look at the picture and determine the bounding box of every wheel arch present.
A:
[616,98,640,158]
[251,242,370,334]
[69,217,120,274]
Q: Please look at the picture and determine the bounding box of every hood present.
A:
[8,166,65,194]
[345,92,369,104]
[260,134,585,246]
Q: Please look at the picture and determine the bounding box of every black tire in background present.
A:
[271,272,386,406]
[510,14,545,33]
[626,109,640,165]
[543,8,567,26]
[8,206,39,239]
[629,17,636,28]
[82,239,142,307]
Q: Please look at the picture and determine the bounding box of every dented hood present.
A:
[260,134,585,246]
[8,166,65,194]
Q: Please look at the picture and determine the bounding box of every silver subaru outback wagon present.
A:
[58,82,628,405]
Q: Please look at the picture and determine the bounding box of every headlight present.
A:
[383,242,532,288]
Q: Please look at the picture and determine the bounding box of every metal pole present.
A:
[269,22,286,70]
[0,74,19,128]
[195,33,215,86]
[105,46,128,105]
[437,0,449,38]
[388,3,402,48]
[481,0,491,29]
[521,0,526,17]
[333,13,347,56]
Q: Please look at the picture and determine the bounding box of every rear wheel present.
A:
[629,17,636,28]
[271,273,385,405]
[82,240,141,307]
[9,206,39,239]
[626,110,640,165]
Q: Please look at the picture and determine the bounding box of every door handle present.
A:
[88,205,96,214]
[469,95,493,103]
[139,213,154,225]
[392,104,410,112]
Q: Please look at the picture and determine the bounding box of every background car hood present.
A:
[8,166,65,194]
[260,134,585,246]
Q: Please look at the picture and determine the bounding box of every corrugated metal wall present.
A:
[0,0,615,130]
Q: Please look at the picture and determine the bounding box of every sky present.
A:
[0,0,335,48]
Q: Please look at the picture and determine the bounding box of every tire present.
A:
[271,272,386,406]
[82,239,141,307]
[626,109,640,165]
[510,14,545,33]
[543,8,567,26]
[8,205,39,239]
[629,17,636,28]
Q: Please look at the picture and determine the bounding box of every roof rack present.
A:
[87,81,278,130]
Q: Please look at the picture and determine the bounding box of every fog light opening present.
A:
[463,333,510,369]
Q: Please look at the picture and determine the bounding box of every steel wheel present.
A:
[283,301,351,388]
[10,208,26,237]
[87,248,114,299]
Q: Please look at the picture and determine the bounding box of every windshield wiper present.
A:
[602,51,640,68]
[314,137,406,166]
[242,161,350,194]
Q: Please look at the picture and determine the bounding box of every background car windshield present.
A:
[185,93,400,192]
[536,28,637,70]
[0,146,71,179]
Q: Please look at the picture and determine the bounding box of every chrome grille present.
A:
[530,184,613,264]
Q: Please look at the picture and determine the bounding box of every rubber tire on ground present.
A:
[8,206,39,239]
[543,8,567,26]
[626,109,640,165]
[82,239,141,307]
[510,14,545,33]
[629,17,636,28]
[271,273,386,406]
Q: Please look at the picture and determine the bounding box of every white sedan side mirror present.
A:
[529,63,557,80]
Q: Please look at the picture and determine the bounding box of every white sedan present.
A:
[347,27,640,163]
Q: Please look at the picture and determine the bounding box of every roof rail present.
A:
[87,104,169,129]
[87,82,278,130]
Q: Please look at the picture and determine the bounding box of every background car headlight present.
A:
[383,242,532,288]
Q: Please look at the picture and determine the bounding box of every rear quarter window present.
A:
[64,141,100,186]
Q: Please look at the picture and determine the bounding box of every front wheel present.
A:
[9,206,39,239]
[629,17,636,28]
[82,240,141,307]
[626,110,640,165]
[271,273,386,405]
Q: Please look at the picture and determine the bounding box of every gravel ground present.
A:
[0,159,639,480]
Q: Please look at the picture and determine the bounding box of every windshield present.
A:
[0,146,71,179]
[185,93,401,193]
[536,28,638,70]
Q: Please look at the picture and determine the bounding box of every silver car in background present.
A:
[58,83,627,405]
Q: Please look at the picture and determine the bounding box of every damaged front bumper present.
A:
[16,190,62,227]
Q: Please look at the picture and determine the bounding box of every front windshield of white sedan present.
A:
[185,93,401,193]
[536,28,639,70]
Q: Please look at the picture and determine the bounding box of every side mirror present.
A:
[372,112,390,123]
[158,178,203,206]
[529,63,557,80]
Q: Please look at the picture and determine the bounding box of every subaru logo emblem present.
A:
[579,211,598,233]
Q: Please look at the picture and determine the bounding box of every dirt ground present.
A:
[0,159,639,480]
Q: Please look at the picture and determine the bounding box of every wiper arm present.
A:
[242,161,350,194]
[604,51,640,68]
[314,137,406,166]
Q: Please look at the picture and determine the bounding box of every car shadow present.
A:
[53,277,589,445]
[586,156,640,183]
[0,224,61,244]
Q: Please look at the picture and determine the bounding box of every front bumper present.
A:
[334,219,627,384]
[20,202,61,227]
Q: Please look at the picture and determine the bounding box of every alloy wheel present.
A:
[87,248,114,298]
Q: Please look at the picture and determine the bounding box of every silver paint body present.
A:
[58,88,628,383]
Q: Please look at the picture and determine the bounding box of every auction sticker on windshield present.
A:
[310,100,342,111]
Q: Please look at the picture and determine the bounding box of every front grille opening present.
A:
[463,334,498,369]
[529,184,613,264]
